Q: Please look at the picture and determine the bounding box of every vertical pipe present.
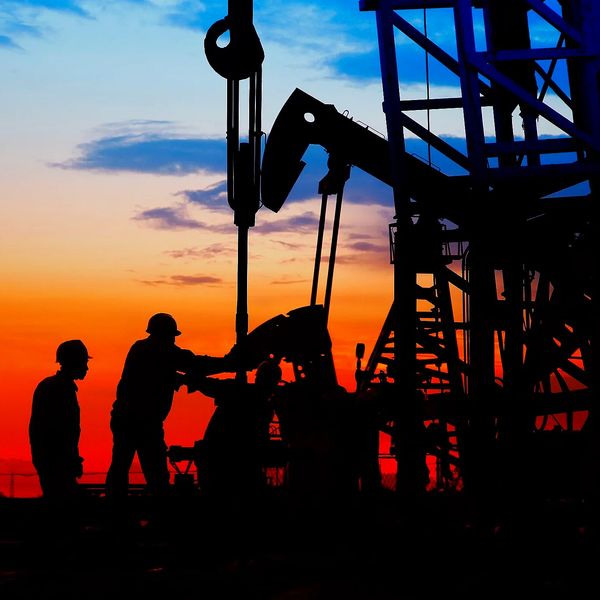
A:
[207,0,263,386]
[323,190,344,323]
[311,194,329,306]
[236,224,249,383]
[226,79,239,210]
[253,68,262,197]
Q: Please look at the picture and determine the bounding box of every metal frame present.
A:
[360,0,598,500]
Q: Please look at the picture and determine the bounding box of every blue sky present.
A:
[1,0,408,303]
[1,1,390,191]
[0,0,576,263]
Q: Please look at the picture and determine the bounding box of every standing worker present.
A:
[105,313,234,505]
[29,339,92,536]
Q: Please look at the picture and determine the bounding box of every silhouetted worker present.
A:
[29,339,91,537]
[105,313,233,506]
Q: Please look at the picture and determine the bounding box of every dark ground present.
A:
[0,489,597,599]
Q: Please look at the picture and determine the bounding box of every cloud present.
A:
[164,243,235,259]
[162,0,213,31]
[269,278,310,286]
[176,180,229,212]
[0,34,21,49]
[0,0,90,50]
[347,241,387,253]
[53,117,461,214]
[272,240,306,251]
[100,119,176,135]
[133,204,207,230]
[156,1,383,84]
[0,0,214,52]
[11,1,88,17]
[346,232,377,241]
[253,212,320,234]
[339,240,391,266]
[326,254,363,265]
[55,131,226,175]
[330,49,381,83]
[139,273,223,286]
[321,252,387,266]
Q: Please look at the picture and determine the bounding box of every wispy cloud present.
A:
[347,241,387,253]
[272,239,306,251]
[269,277,309,285]
[0,0,217,50]
[133,204,207,230]
[176,180,229,212]
[257,1,381,82]
[54,130,226,176]
[10,1,88,17]
[139,273,223,286]
[346,232,377,241]
[253,212,320,234]
[164,243,235,259]
[0,0,90,49]
[53,121,448,210]
[0,33,21,49]
[162,0,212,31]
[325,254,361,265]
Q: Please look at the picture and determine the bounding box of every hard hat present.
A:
[146,313,181,337]
[56,339,92,364]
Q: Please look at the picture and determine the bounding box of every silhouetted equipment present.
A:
[8,6,599,590]
[204,1,264,81]
[167,444,198,493]
[165,1,599,523]
[174,304,342,491]
[257,0,597,508]
[205,0,263,383]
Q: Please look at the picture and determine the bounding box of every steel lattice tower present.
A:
[358,0,598,505]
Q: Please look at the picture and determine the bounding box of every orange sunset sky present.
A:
[0,2,405,483]
[1,167,395,476]
[1,1,570,490]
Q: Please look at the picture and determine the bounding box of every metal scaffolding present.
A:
[359,0,598,505]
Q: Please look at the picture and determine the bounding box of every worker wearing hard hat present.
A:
[105,313,234,503]
[29,338,91,515]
